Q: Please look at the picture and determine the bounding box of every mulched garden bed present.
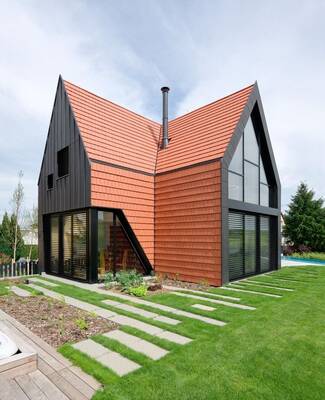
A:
[162,278,213,292]
[0,293,119,348]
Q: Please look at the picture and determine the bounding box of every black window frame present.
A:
[57,146,69,178]
[228,116,272,207]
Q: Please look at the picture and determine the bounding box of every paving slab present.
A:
[172,292,255,310]
[109,315,163,336]
[154,315,180,325]
[163,285,241,301]
[72,339,109,358]
[156,331,192,345]
[104,299,158,319]
[30,278,58,287]
[240,281,294,291]
[192,304,216,311]
[11,286,31,297]
[220,286,281,298]
[97,351,140,376]
[104,330,168,360]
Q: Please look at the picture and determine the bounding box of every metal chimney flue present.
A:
[161,86,170,149]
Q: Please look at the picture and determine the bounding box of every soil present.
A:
[162,278,212,292]
[0,293,119,348]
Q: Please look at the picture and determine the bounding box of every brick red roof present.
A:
[64,80,254,174]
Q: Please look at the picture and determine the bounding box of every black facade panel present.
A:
[38,77,91,271]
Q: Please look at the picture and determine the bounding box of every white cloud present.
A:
[0,0,324,220]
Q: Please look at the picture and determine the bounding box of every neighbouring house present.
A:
[38,76,281,286]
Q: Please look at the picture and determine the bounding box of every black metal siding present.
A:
[38,77,91,272]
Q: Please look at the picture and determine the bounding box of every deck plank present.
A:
[15,374,48,400]
[0,376,29,400]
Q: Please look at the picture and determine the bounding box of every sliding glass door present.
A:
[48,211,88,280]
[228,212,271,280]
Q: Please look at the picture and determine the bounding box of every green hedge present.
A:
[291,252,325,261]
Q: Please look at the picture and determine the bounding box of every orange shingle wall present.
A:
[154,161,222,286]
[91,163,155,264]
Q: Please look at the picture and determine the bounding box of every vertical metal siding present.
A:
[38,78,91,271]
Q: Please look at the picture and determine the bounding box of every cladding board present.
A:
[155,161,222,285]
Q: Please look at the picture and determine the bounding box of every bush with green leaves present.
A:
[104,269,144,290]
[75,317,89,331]
[128,285,147,297]
[104,272,116,288]
[115,270,143,290]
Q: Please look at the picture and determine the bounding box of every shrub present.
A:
[128,285,147,297]
[75,317,89,330]
[115,270,143,290]
[104,272,116,288]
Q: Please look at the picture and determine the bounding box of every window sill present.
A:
[57,174,69,181]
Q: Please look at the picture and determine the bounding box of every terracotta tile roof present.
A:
[64,80,254,174]
[64,80,161,174]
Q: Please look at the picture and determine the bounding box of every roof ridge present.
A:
[63,78,161,126]
[169,83,255,123]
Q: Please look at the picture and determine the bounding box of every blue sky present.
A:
[0,0,325,219]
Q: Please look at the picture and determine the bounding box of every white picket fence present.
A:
[0,261,39,279]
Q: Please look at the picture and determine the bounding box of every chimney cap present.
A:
[161,86,170,93]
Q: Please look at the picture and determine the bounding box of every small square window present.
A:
[57,146,69,177]
[47,174,54,190]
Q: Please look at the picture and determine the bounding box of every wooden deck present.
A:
[0,309,101,400]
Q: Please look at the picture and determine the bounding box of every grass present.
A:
[291,252,325,261]
[13,267,325,399]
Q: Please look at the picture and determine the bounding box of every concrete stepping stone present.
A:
[154,315,180,325]
[73,339,108,358]
[172,292,255,310]
[156,331,192,345]
[102,299,180,325]
[10,286,31,297]
[109,315,164,336]
[163,285,241,301]
[192,304,216,311]
[72,339,140,376]
[97,351,140,376]
[30,278,58,287]
[220,286,281,298]
[102,293,226,327]
[104,330,168,360]
[241,281,294,291]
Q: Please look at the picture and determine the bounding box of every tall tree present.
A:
[11,170,24,262]
[23,205,38,261]
[283,183,325,251]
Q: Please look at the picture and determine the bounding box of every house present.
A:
[38,76,281,286]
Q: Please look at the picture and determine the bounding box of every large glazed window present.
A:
[97,211,145,279]
[228,116,271,207]
[228,212,271,280]
[48,211,88,280]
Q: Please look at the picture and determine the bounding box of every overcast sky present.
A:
[0,0,324,220]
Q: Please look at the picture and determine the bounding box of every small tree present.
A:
[11,171,24,262]
[283,183,325,251]
[0,212,24,260]
[0,212,11,256]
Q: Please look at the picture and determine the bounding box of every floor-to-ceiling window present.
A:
[228,212,271,280]
[97,211,145,279]
[48,211,88,280]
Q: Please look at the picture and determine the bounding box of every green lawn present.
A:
[1,267,324,400]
